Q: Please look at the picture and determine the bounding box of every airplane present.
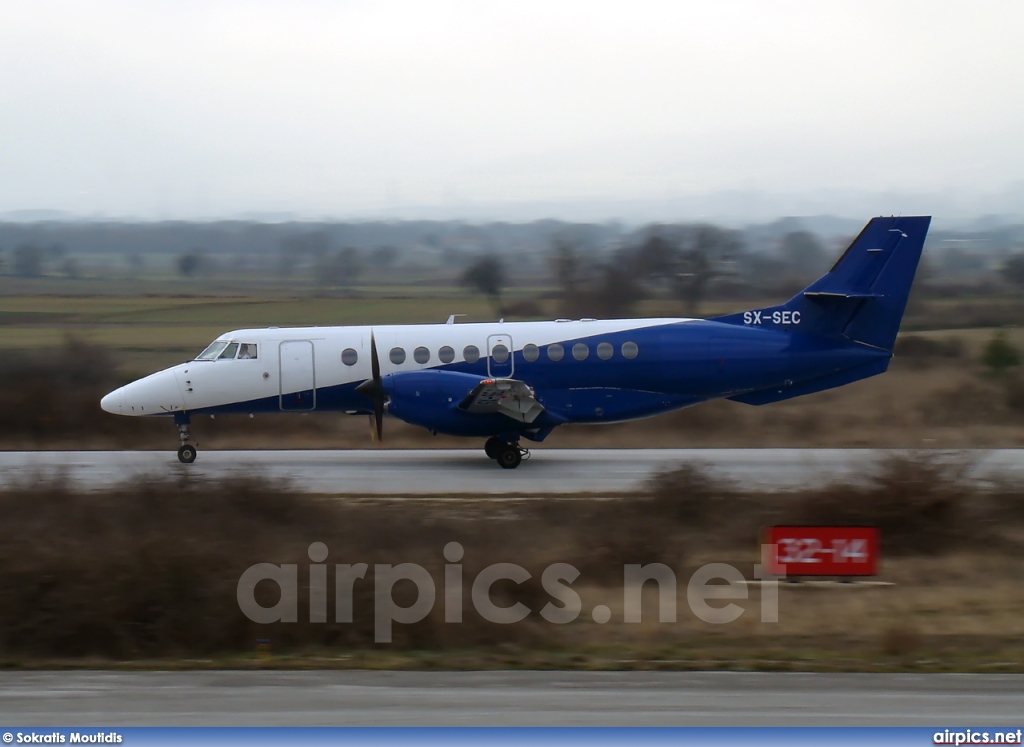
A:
[100,215,930,468]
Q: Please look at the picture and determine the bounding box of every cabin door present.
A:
[279,340,316,411]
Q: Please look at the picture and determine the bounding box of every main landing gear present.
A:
[484,436,528,470]
[176,416,197,464]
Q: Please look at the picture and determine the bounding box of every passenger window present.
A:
[342,348,358,366]
[463,345,480,364]
[414,346,430,364]
[439,346,455,364]
[547,343,564,362]
[622,341,639,359]
[390,347,406,365]
[597,342,613,360]
[218,342,239,359]
[491,344,509,363]
[238,343,258,360]
[522,343,539,362]
[572,342,589,360]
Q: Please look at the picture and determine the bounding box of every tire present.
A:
[177,444,197,464]
[497,445,522,470]
[484,437,503,460]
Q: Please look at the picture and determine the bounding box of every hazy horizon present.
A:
[2,1,1021,224]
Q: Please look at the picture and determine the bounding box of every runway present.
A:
[0,448,1021,494]
[2,671,1022,726]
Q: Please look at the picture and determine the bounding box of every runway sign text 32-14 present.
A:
[762,526,879,577]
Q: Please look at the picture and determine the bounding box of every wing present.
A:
[458,378,545,424]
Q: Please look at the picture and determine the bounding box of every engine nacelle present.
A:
[382,370,499,436]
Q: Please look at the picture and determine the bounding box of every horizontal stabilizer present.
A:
[803,291,882,299]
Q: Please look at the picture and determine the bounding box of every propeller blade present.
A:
[369,329,380,383]
[355,328,385,444]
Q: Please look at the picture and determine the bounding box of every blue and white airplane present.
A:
[101,216,930,467]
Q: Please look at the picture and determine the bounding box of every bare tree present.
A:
[1001,254,1024,287]
[176,250,204,278]
[369,245,400,269]
[14,244,46,277]
[778,230,828,275]
[317,246,364,295]
[461,255,506,317]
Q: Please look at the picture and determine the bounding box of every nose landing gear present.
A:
[176,415,197,464]
[484,436,528,469]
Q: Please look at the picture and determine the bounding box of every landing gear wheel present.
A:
[177,444,197,464]
[497,444,522,470]
[484,436,503,460]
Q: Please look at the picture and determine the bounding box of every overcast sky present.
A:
[1,0,1021,220]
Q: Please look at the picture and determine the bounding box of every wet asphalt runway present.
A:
[0,448,1019,494]
[2,671,1023,726]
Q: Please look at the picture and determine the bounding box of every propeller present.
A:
[355,330,385,443]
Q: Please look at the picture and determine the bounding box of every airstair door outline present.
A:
[279,340,316,411]
[487,334,514,378]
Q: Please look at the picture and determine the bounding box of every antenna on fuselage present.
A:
[446,314,466,325]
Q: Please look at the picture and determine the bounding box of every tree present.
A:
[278,231,332,281]
[634,234,677,277]
[461,255,506,317]
[369,245,401,269]
[13,243,46,277]
[60,256,81,279]
[176,251,204,277]
[593,248,645,317]
[672,249,719,317]
[317,246,364,294]
[677,225,741,316]
[633,225,741,317]
[547,238,645,318]
[125,253,145,277]
[778,231,828,275]
[981,331,1021,374]
[1001,254,1024,287]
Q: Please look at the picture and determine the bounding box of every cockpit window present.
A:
[237,343,257,360]
[218,342,240,359]
[195,341,229,360]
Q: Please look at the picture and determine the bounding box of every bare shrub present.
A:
[917,379,1004,426]
[787,452,977,555]
[502,297,547,318]
[0,338,135,441]
[894,335,966,370]
[880,624,923,657]
[645,464,735,525]
[0,476,616,658]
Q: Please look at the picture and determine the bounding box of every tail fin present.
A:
[712,216,931,351]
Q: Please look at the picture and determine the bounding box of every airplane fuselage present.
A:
[100,316,888,439]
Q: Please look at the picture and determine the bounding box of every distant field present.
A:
[0,285,1020,374]
[0,289,755,372]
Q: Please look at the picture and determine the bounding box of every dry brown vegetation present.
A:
[1,453,1022,670]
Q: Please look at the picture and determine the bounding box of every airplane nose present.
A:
[100,388,124,414]
[102,368,185,416]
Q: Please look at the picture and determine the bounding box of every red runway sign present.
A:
[762,526,880,577]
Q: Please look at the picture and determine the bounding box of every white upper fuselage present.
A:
[100,317,695,419]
